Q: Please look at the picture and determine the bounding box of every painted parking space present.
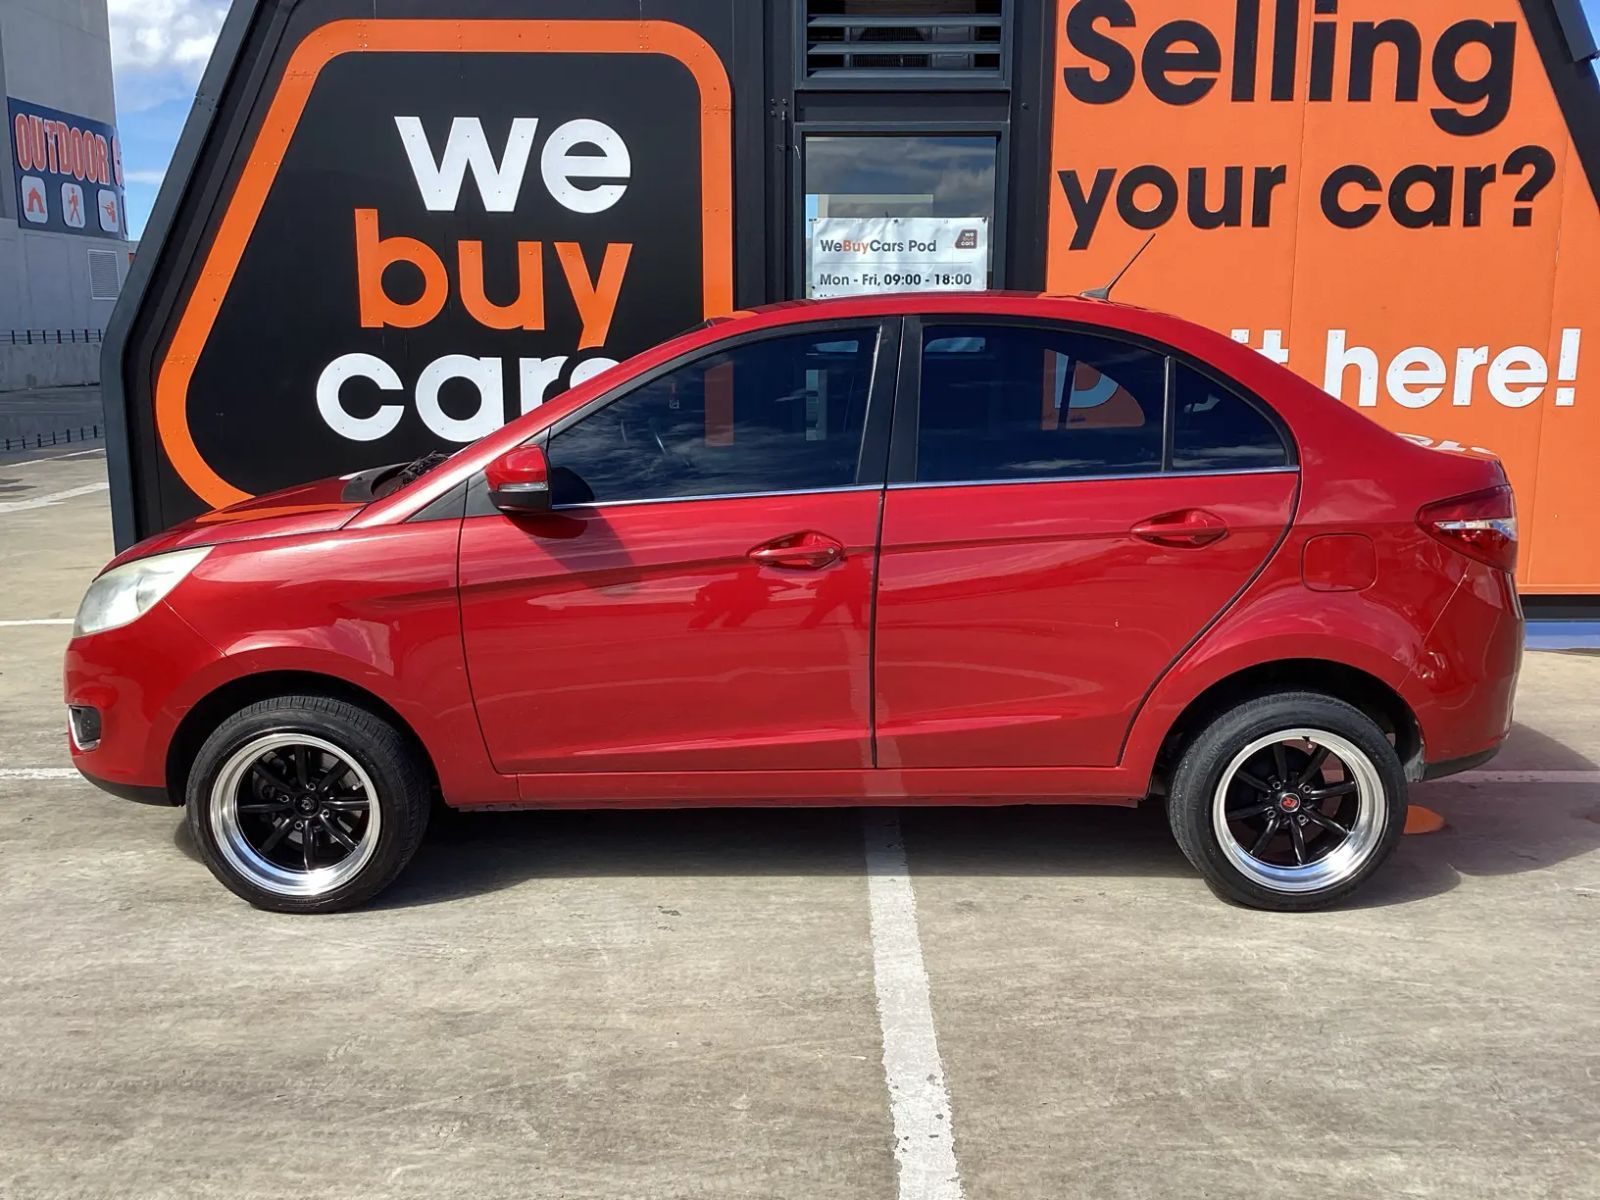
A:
[3,455,1597,1198]
[900,657,1600,1199]
[0,774,906,1199]
[0,451,114,622]
[2,464,898,1196]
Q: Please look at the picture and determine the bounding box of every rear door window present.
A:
[915,324,1166,483]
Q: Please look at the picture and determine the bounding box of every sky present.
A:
[108,0,229,240]
[109,0,1600,241]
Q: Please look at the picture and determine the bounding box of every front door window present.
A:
[549,327,881,504]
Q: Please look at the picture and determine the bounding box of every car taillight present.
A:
[1418,485,1517,572]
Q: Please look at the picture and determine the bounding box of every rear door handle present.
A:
[1131,509,1229,548]
[748,531,845,570]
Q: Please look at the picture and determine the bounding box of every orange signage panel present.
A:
[1046,0,1599,593]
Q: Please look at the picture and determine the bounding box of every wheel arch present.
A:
[165,670,440,802]
[1146,659,1424,797]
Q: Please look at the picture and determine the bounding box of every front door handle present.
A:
[748,531,845,570]
[1132,509,1229,548]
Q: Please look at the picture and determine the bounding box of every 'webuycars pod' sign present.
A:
[1046,0,1599,594]
[118,5,730,524]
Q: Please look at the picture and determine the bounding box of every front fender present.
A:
[161,523,514,805]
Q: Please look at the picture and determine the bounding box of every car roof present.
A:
[709,291,1148,326]
[694,291,1233,361]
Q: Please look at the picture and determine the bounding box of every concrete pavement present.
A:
[1,450,1595,1199]
[0,384,104,451]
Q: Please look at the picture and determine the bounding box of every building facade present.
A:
[0,0,128,340]
[107,0,1599,598]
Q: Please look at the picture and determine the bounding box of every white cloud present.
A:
[108,0,229,112]
[124,168,167,186]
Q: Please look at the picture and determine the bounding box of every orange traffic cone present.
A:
[1405,805,1446,834]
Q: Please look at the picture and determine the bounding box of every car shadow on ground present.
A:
[170,722,1599,913]
[367,801,1193,913]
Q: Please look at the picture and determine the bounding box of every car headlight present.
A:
[73,547,211,637]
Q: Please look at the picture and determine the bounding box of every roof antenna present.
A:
[1080,233,1157,301]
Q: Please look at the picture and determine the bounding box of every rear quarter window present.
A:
[1171,363,1290,472]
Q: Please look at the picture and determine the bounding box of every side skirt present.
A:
[452,767,1152,810]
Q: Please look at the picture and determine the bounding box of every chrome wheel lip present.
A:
[1212,727,1386,895]
[210,733,381,899]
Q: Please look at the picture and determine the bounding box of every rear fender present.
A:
[1120,580,1451,786]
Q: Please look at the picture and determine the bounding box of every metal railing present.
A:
[3,329,104,345]
[1,425,102,452]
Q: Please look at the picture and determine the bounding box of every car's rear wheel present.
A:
[1168,692,1407,911]
[185,696,430,913]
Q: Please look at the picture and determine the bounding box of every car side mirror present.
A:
[485,445,553,515]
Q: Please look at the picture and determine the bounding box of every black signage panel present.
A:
[129,5,733,524]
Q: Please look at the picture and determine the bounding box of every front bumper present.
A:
[63,599,223,799]
[73,765,174,806]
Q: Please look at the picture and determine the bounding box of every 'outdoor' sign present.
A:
[8,97,125,239]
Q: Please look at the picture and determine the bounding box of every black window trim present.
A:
[526,316,903,512]
[888,313,1299,488]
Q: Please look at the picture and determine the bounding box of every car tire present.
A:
[185,695,430,913]
[1167,691,1408,911]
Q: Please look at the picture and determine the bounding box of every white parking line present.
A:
[0,481,109,513]
[0,768,77,779]
[1,448,105,469]
[863,810,966,1200]
[0,618,74,627]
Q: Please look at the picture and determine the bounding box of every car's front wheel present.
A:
[185,695,431,913]
[1167,692,1408,911]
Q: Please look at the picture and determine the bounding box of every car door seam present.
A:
[868,487,887,770]
[1114,471,1306,766]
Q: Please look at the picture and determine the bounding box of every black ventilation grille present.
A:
[804,1,1005,79]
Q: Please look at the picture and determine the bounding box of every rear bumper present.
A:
[1421,742,1502,781]
[1406,564,1523,771]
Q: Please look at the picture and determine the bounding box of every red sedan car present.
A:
[66,294,1521,912]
